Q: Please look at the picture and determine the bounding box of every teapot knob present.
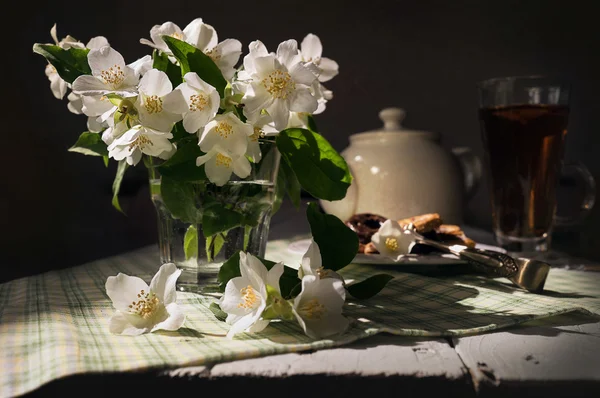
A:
[379,107,406,131]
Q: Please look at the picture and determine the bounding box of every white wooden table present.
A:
[24,202,600,398]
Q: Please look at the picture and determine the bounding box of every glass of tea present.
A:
[477,76,595,253]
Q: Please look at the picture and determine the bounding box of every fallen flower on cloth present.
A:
[105,262,185,335]
[219,252,284,339]
[220,245,349,340]
[370,219,414,261]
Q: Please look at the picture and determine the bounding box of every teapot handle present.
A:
[451,147,482,201]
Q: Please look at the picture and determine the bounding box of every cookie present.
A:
[345,213,388,244]
[398,213,443,233]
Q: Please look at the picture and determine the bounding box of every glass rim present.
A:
[477,74,569,88]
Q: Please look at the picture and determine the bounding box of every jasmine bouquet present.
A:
[34,19,393,338]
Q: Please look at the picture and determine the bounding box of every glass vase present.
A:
[148,140,280,294]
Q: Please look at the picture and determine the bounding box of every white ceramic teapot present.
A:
[320,107,482,224]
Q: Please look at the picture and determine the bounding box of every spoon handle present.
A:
[405,229,519,277]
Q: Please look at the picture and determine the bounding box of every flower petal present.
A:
[87,36,110,50]
[71,75,109,95]
[317,58,339,82]
[87,46,125,76]
[289,88,318,114]
[105,273,149,312]
[247,318,270,333]
[267,99,290,131]
[139,69,173,97]
[152,303,186,332]
[300,34,323,61]
[220,275,253,316]
[232,155,251,179]
[149,263,181,305]
[266,262,284,294]
[289,63,318,86]
[204,155,232,186]
[276,39,301,70]
[108,311,152,336]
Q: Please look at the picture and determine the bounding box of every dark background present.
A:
[3,0,600,283]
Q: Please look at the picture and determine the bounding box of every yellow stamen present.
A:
[205,47,221,62]
[189,94,208,112]
[298,298,326,320]
[385,237,399,252]
[262,70,295,99]
[100,64,125,88]
[130,290,160,319]
[170,32,183,40]
[128,135,153,151]
[144,95,163,114]
[215,153,232,168]
[216,122,233,139]
[237,285,258,309]
[250,127,262,142]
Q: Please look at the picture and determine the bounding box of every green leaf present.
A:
[152,50,183,86]
[68,132,108,157]
[32,44,91,84]
[160,176,201,223]
[217,251,301,298]
[307,115,319,133]
[112,161,129,214]
[276,128,351,201]
[306,202,359,271]
[209,302,227,321]
[162,36,227,97]
[347,274,395,300]
[184,224,198,260]
[271,163,286,215]
[171,121,189,142]
[282,160,301,208]
[206,232,226,262]
[102,155,109,167]
[202,205,243,237]
[156,137,206,181]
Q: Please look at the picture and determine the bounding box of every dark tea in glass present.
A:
[478,76,573,252]
[479,104,568,247]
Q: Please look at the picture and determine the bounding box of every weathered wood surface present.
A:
[453,312,600,396]
[166,335,467,379]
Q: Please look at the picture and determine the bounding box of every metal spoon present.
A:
[401,224,551,293]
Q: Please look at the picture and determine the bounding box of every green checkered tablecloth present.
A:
[1,240,600,397]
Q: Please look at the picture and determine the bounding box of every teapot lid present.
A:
[351,107,439,140]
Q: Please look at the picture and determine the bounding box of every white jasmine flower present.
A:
[86,36,110,50]
[164,72,220,134]
[136,69,183,132]
[105,263,185,336]
[49,24,85,50]
[370,219,414,261]
[241,39,318,130]
[199,112,252,158]
[108,124,174,166]
[72,46,139,96]
[67,92,83,114]
[196,149,251,186]
[293,275,348,339]
[183,18,242,80]
[232,40,270,96]
[46,64,68,99]
[102,121,129,146]
[219,252,284,338]
[68,92,109,132]
[298,239,344,282]
[140,19,241,80]
[140,21,186,53]
[128,55,153,77]
[300,33,339,83]
[311,80,333,115]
